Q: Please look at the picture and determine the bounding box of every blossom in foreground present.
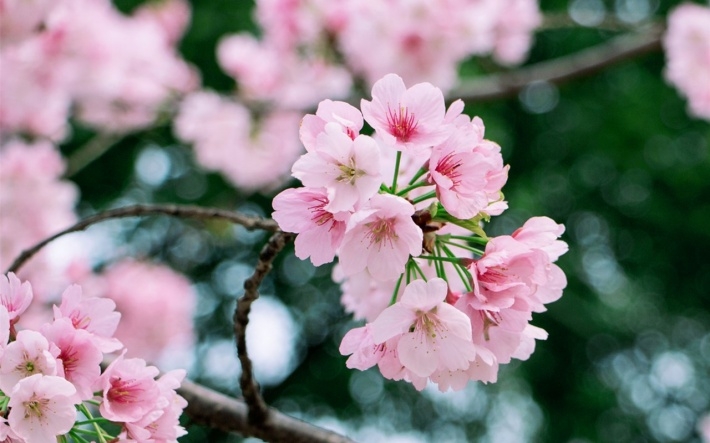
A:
[273,187,350,266]
[292,123,382,212]
[663,3,710,121]
[7,374,79,443]
[371,278,476,377]
[273,72,568,391]
[0,272,32,323]
[361,73,449,152]
[338,194,423,281]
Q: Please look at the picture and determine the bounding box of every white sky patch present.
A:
[247,296,302,386]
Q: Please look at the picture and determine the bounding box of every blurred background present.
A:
[4,0,710,442]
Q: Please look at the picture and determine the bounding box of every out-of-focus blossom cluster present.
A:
[700,413,710,443]
[271,73,568,391]
[220,0,541,98]
[0,272,187,443]
[0,139,78,298]
[70,260,197,368]
[0,0,197,139]
[174,91,303,192]
[663,3,710,121]
[174,0,541,193]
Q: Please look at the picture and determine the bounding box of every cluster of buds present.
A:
[0,273,187,443]
[272,73,568,391]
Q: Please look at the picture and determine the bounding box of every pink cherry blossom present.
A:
[698,413,710,443]
[338,194,423,281]
[99,260,195,364]
[491,0,541,65]
[174,91,303,192]
[427,124,507,219]
[217,33,351,109]
[272,187,350,266]
[0,306,9,350]
[339,324,386,371]
[361,73,449,152]
[663,4,710,121]
[7,374,79,443]
[333,265,398,322]
[41,318,103,400]
[512,216,568,261]
[292,123,382,212]
[0,330,58,394]
[300,99,363,152]
[0,140,79,298]
[97,352,161,423]
[124,370,188,442]
[134,0,192,45]
[53,284,122,353]
[370,278,476,378]
[0,273,32,323]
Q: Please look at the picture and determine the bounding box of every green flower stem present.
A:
[441,245,473,292]
[410,259,428,281]
[390,272,404,305]
[444,234,489,245]
[408,166,428,185]
[68,430,92,443]
[417,255,463,264]
[396,180,431,197]
[410,191,437,205]
[439,238,485,255]
[74,418,111,426]
[434,244,447,280]
[77,403,110,443]
[391,151,402,193]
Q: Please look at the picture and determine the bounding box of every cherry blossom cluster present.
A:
[272,73,568,391]
[0,0,196,139]
[663,3,710,121]
[219,0,541,101]
[0,272,187,443]
[174,0,541,194]
[0,139,78,298]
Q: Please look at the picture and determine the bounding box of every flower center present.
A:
[308,196,334,227]
[386,105,418,142]
[365,217,397,250]
[336,157,364,185]
[436,152,463,185]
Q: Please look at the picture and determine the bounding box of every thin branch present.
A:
[65,133,122,178]
[179,378,356,443]
[540,12,647,32]
[5,204,280,274]
[450,24,664,103]
[234,231,295,425]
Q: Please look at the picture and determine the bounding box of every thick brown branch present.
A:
[5,204,279,274]
[234,231,295,425]
[450,24,664,102]
[179,378,356,443]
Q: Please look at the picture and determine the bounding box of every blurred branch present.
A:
[450,24,664,102]
[179,377,355,443]
[540,12,648,32]
[64,133,122,178]
[234,231,295,425]
[5,204,280,274]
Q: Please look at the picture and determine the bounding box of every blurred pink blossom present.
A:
[664,3,710,121]
[175,90,303,192]
[0,140,78,298]
[99,260,195,363]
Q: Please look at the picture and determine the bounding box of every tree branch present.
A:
[450,24,664,102]
[179,377,356,443]
[234,231,295,425]
[5,204,279,274]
